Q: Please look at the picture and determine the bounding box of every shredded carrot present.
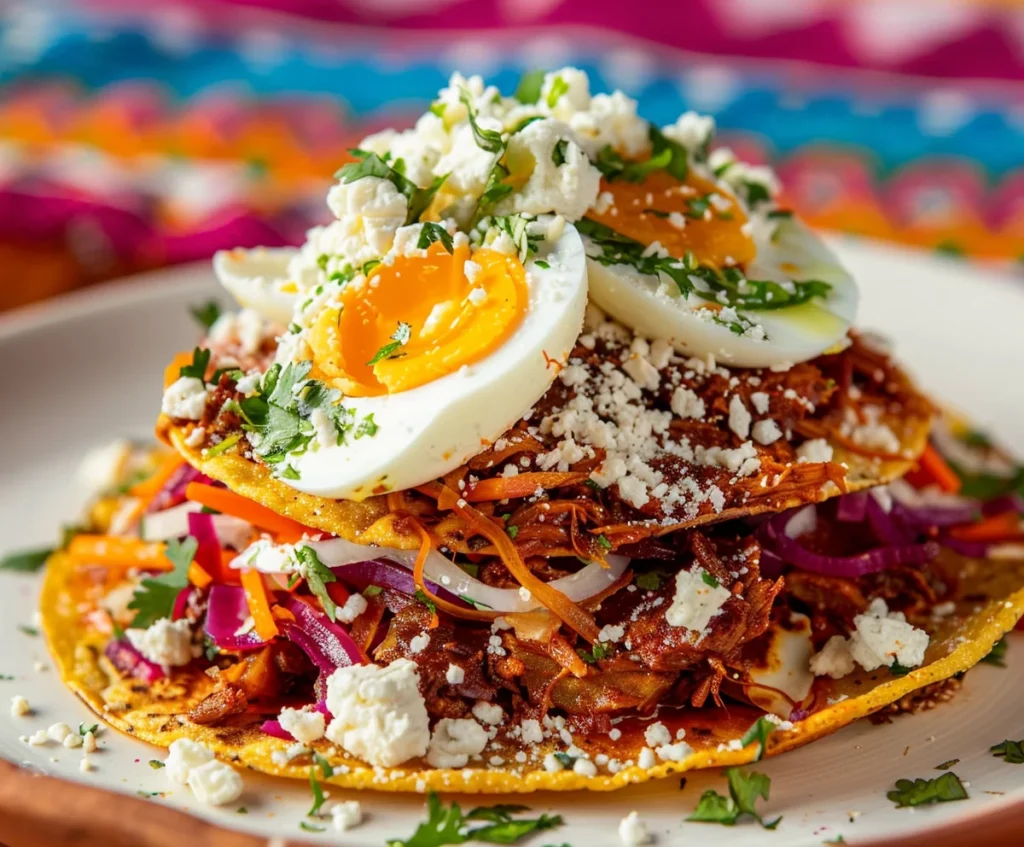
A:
[465,472,590,503]
[950,511,1023,543]
[240,568,279,641]
[129,453,185,502]
[187,561,213,589]
[407,518,496,623]
[906,444,962,494]
[163,351,194,388]
[185,482,314,542]
[67,535,175,571]
[547,634,590,678]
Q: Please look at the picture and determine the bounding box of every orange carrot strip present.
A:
[185,482,313,542]
[67,535,174,571]
[906,444,962,494]
[950,511,1024,543]
[130,453,185,501]
[411,523,440,629]
[187,561,213,589]
[163,351,194,388]
[240,568,279,641]
[407,519,497,624]
[465,472,590,502]
[547,634,590,678]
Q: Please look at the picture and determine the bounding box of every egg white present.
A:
[219,225,589,500]
[585,216,858,368]
[214,246,300,326]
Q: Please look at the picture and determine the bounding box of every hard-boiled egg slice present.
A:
[283,222,588,499]
[213,246,300,326]
[582,169,857,367]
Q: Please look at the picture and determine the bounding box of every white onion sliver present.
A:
[306,538,630,613]
[141,502,252,550]
[784,504,817,539]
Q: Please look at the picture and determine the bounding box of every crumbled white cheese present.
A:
[187,759,244,806]
[166,738,215,784]
[728,394,752,440]
[598,624,625,643]
[9,696,29,718]
[670,386,706,420]
[520,719,544,745]
[809,634,856,679]
[573,758,598,777]
[542,752,565,772]
[278,706,326,745]
[126,618,199,670]
[445,664,465,685]
[472,701,504,726]
[750,391,771,414]
[665,567,732,640]
[331,800,363,832]
[848,598,930,671]
[183,426,206,449]
[426,717,488,768]
[637,747,656,769]
[46,723,72,743]
[336,592,368,624]
[409,633,430,654]
[662,111,715,155]
[161,376,208,421]
[796,438,834,464]
[325,174,408,257]
[324,660,430,767]
[82,731,97,753]
[618,811,653,846]
[752,419,783,446]
[643,722,672,748]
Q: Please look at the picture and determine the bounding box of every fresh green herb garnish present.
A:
[79,723,98,736]
[491,214,541,263]
[149,759,165,769]
[459,90,504,154]
[387,793,562,847]
[337,150,447,225]
[886,773,968,807]
[17,625,39,637]
[991,739,1024,764]
[635,572,664,591]
[480,161,514,208]
[417,222,455,254]
[551,139,569,167]
[204,433,241,459]
[552,752,577,769]
[300,821,326,833]
[295,545,338,622]
[355,413,379,439]
[687,768,781,829]
[363,585,383,598]
[127,536,197,628]
[981,637,1008,667]
[936,759,960,770]
[189,300,222,330]
[506,525,519,539]
[178,347,211,381]
[415,589,438,616]
[534,260,550,269]
[545,75,569,108]
[312,752,334,779]
[684,193,713,219]
[203,636,219,661]
[514,70,545,105]
[739,717,777,762]
[308,766,327,817]
[700,571,720,588]
[0,547,52,573]
[577,643,610,665]
[0,675,13,681]
[367,322,413,366]
[596,534,612,550]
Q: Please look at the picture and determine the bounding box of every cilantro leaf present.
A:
[308,766,327,817]
[700,571,720,588]
[981,637,1008,667]
[336,150,447,225]
[635,572,663,591]
[295,545,337,622]
[687,768,780,828]
[649,125,691,178]
[480,161,514,208]
[459,90,504,154]
[300,821,325,833]
[415,589,437,616]
[577,642,610,664]
[991,739,1024,764]
[417,222,455,254]
[514,70,545,104]
[936,759,959,770]
[1,547,52,573]
[312,752,334,778]
[149,759,165,770]
[127,536,197,628]
[189,300,221,331]
[178,347,211,381]
[740,716,776,762]
[545,75,569,108]
[886,773,968,808]
[367,322,413,366]
[551,139,568,167]
[890,662,913,676]
[596,535,613,550]
[388,793,466,847]
[491,215,540,263]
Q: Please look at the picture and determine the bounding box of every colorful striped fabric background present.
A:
[2,0,1022,308]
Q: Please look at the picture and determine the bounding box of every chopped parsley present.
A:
[415,589,438,616]
[294,545,338,622]
[308,766,327,817]
[79,723,98,736]
[204,433,241,459]
[886,773,968,808]
[514,70,545,105]
[506,525,519,539]
[889,662,913,676]
[300,821,326,833]
[17,625,39,637]
[148,760,165,770]
[739,716,777,762]
[417,221,455,254]
[235,360,371,468]
[684,193,713,219]
[491,214,541,263]
[687,768,781,829]
[337,149,447,225]
[700,571,720,588]
[577,643,610,665]
[576,217,831,318]
[545,75,569,108]
[189,300,222,330]
[596,534,613,550]
[367,322,413,366]
[0,547,52,573]
[313,751,334,778]
[203,636,219,661]
[355,413,379,439]
[552,752,577,768]
[534,260,550,269]
[459,89,504,154]
[480,160,514,208]
[363,585,383,598]
[936,759,960,770]
[551,139,569,167]
[127,536,197,628]
[178,347,211,381]
[387,793,563,847]
[991,739,1024,764]
[635,572,664,591]
[595,126,688,184]
[981,637,1008,667]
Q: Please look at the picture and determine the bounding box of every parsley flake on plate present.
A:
[387,793,562,847]
[368,322,413,366]
[0,547,52,573]
[740,716,779,762]
[991,739,1024,764]
[178,347,211,381]
[886,772,968,808]
[687,768,781,829]
[308,766,327,817]
[189,300,222,330]
[127,536,197,628]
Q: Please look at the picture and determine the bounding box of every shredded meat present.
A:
[189,684,248,725]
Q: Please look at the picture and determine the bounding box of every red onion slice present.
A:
[105,639,164,683]
[205,584,267,650]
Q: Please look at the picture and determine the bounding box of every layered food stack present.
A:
[41,69,1024,799]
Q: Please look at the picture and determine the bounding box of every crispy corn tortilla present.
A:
[161,407,931,553]
[42,543,1024,793]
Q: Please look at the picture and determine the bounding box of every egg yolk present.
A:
[308,241,529,397]
[587,169,757,269]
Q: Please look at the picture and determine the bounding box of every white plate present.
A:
[1,239,1023,846]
